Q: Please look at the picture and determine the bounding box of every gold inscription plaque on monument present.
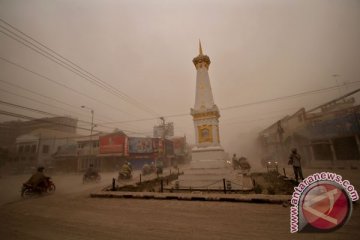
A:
[198,125,213,143]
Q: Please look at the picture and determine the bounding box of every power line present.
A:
[0,99,60,118]
[0,87,92,122]
[100,82,360,124]
[0,99,108,131]
[221,84,360,110]
[0,18,160,117]
[0,109,151,136]
[0,78,118,123]
[0,98,149,134]
[0,109,96,133]
[0,56,139,118]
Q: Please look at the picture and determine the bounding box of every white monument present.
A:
[190,41,226,168]
[177,42,232,189]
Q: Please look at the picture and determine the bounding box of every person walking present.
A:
[232,154,238,169]
[288,148,304,182]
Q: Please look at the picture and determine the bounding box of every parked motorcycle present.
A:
[83,173,101,183]
[21,177,56,198]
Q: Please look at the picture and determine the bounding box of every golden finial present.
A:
[193,40,211,68]
[199,39,203,55]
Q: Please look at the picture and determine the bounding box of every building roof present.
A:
[16,128,81,143]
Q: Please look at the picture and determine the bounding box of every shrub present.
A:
[254,184,263,194]
[267,186,276,195]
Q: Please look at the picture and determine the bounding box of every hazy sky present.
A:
[0,0,360,156]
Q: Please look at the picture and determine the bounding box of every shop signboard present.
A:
[99,133,127,154]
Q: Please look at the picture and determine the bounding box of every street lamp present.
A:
[159,117,167,169]
[81,105,95,137]
[332,74,342,98]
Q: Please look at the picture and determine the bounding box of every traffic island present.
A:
[92,169,294,204]
[90,191,291,204]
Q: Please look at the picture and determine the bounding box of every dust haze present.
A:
[1,0,359,168]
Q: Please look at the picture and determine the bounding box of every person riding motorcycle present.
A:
[119,162,132,179]
[142,162,156,175]
[84,164,99,178]
[156,160,164,175]
[26,166,48,191]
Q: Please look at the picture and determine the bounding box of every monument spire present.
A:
[193,41,211,69]
[199,39,203,55]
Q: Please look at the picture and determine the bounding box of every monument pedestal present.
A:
[176,146,250,190]
[191,146,226,169]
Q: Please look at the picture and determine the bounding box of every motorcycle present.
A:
[156,166,163,175]
[118,171,132,180]
[142,164,156,175]
[21,177,56,198]
[83,173,101,183]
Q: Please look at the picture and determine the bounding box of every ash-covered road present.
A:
[0,171,359,240]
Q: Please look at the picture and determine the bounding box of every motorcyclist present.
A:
[127,161,132,171]
[84,164,98,178]
[26,166,48,191]
[119,162,132,178]
[150,162,156,172]
[156,160,164,175]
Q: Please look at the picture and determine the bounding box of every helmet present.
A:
[291,148,297,153]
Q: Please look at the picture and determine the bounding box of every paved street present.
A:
[0,170,359,240]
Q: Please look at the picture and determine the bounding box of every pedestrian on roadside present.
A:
[232,154,238,169]
[288,148,304,182]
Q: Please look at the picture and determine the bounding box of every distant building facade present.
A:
[15,128,79,168]
[153,122,174,138]
[0,116,78,150]
[259,93,360,168]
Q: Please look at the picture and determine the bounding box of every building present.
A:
[14,128,79,169]
[52,131,188,172]
[170,136,189,165]
[76,133,103,171]
[0,116,78,152]
[259,89,360,168]
[97,131,128,171]
[153,122,174,138]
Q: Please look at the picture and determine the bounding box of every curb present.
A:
[90,192,291,204]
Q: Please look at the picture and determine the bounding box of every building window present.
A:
[18,145,24,153]
[312,141,333,161]
[31,145,37,153]
[42,145,50,154]
[333,137,360,160]
[25,145,30,153]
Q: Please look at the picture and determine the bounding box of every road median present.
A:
[90,191,291,204]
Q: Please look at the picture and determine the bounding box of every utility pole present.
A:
[160,117,166,165]
[332,74,342,99]
[81,105,96,167]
